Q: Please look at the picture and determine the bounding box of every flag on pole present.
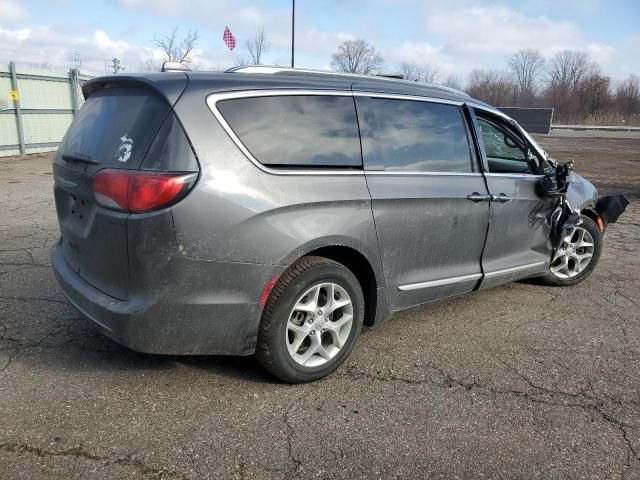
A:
[223,26,236,50]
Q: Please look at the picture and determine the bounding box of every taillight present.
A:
[92,170,197,213]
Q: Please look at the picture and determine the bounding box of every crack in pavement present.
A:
[0,441,188,479]
[0,326,70,373]
[338,358,640,474]
[499,360,640,474]
[0,246,49,254]
[283,393,307,478]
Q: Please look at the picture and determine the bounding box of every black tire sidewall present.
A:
[261,262,364,383]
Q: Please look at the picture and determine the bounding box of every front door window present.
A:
[477,116,532,174]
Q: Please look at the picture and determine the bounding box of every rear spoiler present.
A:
[82,73,189,107]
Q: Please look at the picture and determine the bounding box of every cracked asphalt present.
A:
[1,131,639,479]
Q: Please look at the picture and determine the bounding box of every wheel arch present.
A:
[280,241,389,327]
[580,206,599,224]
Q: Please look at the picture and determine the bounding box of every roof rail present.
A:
[226,65,383,81]
[162,61,191,72]
[375,72,404,79]
[225,65,470,98]
[422,83,470,98]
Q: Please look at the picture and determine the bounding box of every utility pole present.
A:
[291,0,295,68]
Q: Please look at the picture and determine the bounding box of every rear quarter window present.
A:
[356,97,473,173]
[216,95,362,168]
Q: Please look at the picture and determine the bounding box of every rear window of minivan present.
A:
[216,95,362,168]
[58,88,171,169]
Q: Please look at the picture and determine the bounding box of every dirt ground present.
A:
[533,130,640,198]
[0,130,639,479]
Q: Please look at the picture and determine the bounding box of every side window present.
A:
[476,116,530,174]
[355,97,473,172]
[216,95,362,168]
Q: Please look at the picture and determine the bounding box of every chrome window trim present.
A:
[398,260,547,291]
[207,89,465,176]
[484,173,544,179]
[398,273,482,291]
[207,89,363,177]
[353,91,464,106]
[483,261,547,278]
[366,171,483,177]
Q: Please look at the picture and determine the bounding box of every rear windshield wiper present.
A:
[62,153,99,165]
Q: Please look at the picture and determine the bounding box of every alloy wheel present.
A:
[550,226,595,279]
[285,282,354,367]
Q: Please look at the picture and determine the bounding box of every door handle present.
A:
[490,193,512,203]
[466,192,492,202]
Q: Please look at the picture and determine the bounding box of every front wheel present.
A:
[540,215,603,286]
[256,256,364,383]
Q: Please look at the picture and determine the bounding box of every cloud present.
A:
[593,34,640,79]
[386,41,458,77]
[0,0,30,22]
[0,25,157,74]
[1,0,636,81]
[381,4,631,80]
[427,6,582,55]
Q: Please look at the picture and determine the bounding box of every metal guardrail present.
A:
[552,125,640,132]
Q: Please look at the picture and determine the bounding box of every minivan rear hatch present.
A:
[53,78,187,300]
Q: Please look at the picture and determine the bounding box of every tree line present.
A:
[150,29,639,126]
[331,40,639,126]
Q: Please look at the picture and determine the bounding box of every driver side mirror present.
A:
[526,148,540,168]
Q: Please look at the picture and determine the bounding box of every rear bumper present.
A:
[52,241,285,355]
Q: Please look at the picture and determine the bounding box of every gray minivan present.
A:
[52,66,618,382]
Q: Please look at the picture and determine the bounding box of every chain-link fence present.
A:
[0,62,92,157]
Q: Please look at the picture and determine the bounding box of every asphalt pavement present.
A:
[1,131,639,479]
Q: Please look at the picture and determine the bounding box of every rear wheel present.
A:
[256,256,364,383]
[540,215,603,286]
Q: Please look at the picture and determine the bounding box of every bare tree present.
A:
[577,73,611,115]
[508,48,545,104]
[234,55,250,67]
[399,62,438,83]
[441,75,463,90]
[546,50,595,92]
[138,59,161,72]
[615,73,640,115]
[544,50,597,113]
[331,39,383,74]
[245,27,270,65]
[153,27,200,64]
[466,69,516,106]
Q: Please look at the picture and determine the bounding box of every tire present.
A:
[539,215,603,286]
[256,256,364,383]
